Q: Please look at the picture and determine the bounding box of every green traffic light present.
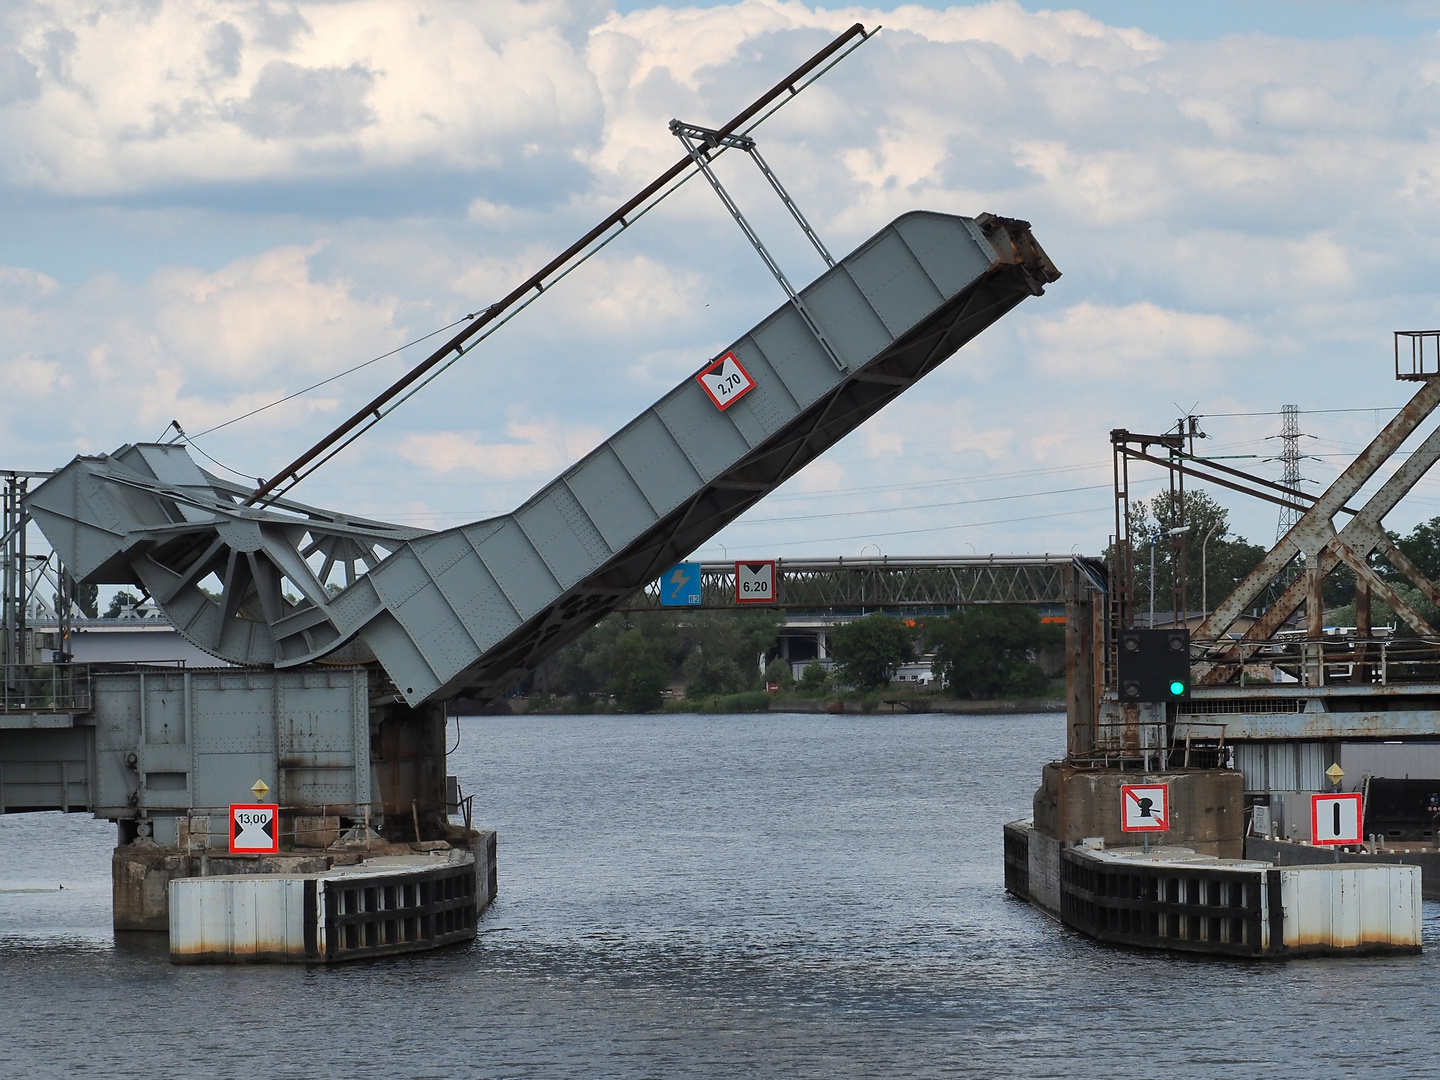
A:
[1169,680,1186,696]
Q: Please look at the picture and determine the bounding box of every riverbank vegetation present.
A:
[507,604,1063,714]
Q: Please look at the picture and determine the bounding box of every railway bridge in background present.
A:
[625,553,1102,674]
[23,554,1100,675]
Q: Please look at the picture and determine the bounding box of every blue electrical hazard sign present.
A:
[660,563,702,606]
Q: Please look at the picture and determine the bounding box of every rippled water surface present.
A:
[2,711,1437,1079]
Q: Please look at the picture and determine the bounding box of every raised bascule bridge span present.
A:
[0,22,1066,964]
[27,210,1058,709]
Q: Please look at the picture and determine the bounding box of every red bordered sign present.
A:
[735,560,776,604]
[696,352,755,410]
[1311,792,1363,846]
[1120,783,1169,832]
[229,803,280,854]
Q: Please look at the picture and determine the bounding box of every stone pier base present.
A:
[112,829,496,934]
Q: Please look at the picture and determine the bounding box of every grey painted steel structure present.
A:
[0,667,370,834]
[621,555,1093,611]
[27,211,1060,709]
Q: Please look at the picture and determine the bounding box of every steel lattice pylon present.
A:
[1270,404,1311,543]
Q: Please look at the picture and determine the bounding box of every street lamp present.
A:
[1150,525,1191,628]
[1201,522,1220,619]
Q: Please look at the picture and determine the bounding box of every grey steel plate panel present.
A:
[845,228,946,338]
[563,447,658,553]
[611,411,704,518]
[801,268,893,370]
[655,380,754,482]
[750,306,844,409]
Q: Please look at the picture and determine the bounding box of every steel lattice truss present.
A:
[623,556,1095,611]
[1101,334,1440,690]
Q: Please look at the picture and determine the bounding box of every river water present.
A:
[1,711,1437,1078]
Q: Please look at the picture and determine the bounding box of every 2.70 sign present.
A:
[697,352,755,410]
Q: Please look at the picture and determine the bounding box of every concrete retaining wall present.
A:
[1247,835,1440,899]
[1035,763,1244,857]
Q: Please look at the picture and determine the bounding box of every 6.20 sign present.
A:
[735,561,776,604]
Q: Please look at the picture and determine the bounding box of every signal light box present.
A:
[1118,628,1191,703]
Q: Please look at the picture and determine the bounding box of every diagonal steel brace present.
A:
[1197,408,1440,681]
[1195,377,1440,643]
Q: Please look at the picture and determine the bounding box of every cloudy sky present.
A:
[6,0,1440,570]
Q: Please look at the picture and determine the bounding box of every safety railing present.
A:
[1073,719,1229,771]
[0,664,92,714]
[1191,635,1440,688]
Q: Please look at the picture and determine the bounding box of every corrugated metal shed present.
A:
[1234,741,1332,793]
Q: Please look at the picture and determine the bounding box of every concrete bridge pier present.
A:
[1,662,497,959]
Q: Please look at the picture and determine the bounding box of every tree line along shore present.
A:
[491,605,1065,715]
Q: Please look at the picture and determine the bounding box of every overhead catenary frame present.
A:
[1109,331,1440,690]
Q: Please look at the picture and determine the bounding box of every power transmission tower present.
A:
[1270,404,1312,542]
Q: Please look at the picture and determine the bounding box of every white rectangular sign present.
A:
[735,560,776,604]
[697,352,755,410]
[1311,792,1362,846]
[229,803,280,854]
[1121,783,1169,833]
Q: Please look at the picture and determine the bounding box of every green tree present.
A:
[1330,581,1440,636]
[797,661,831,696]
[534,608,782,705]
[830,614,915,690]
[104,590,143,618]
[1111,490,1267,617]
[680,609,779,699]
[612,626,672,712]
[927,606,1060,699]
[547,636,604,701]
[1385,517,1440,584]
[74,582,99,619]
[763,656,793,688]
[544,612,682,708]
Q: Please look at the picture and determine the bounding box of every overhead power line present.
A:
[752,506,1110,549]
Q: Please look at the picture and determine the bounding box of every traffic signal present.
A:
[1118,629,1190,702]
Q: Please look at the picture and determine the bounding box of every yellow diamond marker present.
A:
[251,778,271,800]
[1326,763,1345,787]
